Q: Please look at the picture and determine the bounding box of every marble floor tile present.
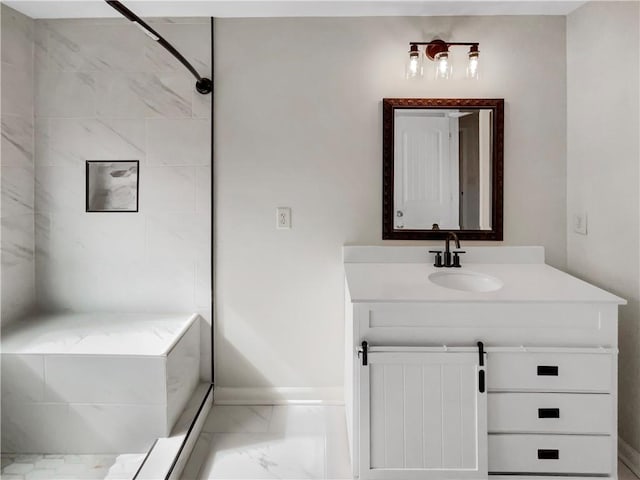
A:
[198,433,327,479]
[202,405,273,433]
[268,406,345,434]
[0,453,118,480]
[185,405,352,480]
[104,453,146,480]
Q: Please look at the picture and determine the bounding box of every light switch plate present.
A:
[573,212,587,235]
[276,207,291,229]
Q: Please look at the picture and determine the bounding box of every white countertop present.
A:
[1,313,198,355]
[345,262,626,304]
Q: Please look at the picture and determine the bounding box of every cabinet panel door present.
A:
[360,351,487,479]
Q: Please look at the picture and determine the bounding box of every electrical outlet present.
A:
[276,207,291,229]
[573,212,587,235]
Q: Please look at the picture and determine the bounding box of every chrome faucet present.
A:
[429,231,465,268]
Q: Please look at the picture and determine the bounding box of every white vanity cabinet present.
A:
[359,347,487,479]
[344,246,625,480]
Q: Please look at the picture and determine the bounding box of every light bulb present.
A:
[434,51,452,80]
[409,56,419,75]
[405,44,423,80]
[467,46,480,79]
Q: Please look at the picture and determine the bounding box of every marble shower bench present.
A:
[1,312,201,454]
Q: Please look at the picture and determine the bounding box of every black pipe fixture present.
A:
[105,0,212,95]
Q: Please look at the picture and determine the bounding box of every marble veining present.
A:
[1,215,35,267]
[143,23,210,74]
[35,166,85,214]
[184,405,352,480]
[1,115,35,167]
[1,166,35,215]
[0,261,35,324]
[1,312,197,355]
[1,64,34,118]
[46,24,145,72]
[35,70,96,118]
[1,5,36,328]
[137,73,192,117]
[37,117,145,167]
[0,453,142,480]
[1,5,34,72]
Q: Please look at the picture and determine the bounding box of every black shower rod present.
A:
[105,0,212,95]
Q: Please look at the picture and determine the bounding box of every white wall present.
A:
[33,17,212,379]
[566,0,640,461]
[1,4,35,326]
[215,16,567,396]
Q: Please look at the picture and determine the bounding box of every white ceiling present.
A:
[4,0,586,20]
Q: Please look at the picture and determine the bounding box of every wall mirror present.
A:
[383,98,504,240]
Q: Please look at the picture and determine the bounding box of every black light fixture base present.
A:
[426,39,448,60]
[196,78,213,95]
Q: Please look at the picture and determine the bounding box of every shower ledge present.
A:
[1,312,201,454]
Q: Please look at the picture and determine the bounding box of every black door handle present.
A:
[538,408,560,418]
[360,341,368,366]
[538,449,559,460]
[537,365,559,376]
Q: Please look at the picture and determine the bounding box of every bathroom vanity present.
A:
[344,246,625,480]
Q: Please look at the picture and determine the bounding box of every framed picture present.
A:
[86,160,139,213]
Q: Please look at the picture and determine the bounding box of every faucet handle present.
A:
[429,250,443,268]
[452,250,466,268]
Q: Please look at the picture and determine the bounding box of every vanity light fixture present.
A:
[467,44,480,79]
[406,40,480,80]
[405,44,423,79]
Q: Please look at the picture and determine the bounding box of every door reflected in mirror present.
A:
[383,99,503,240]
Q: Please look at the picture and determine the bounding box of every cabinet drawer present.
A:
[488,393,612,434]
[489,434,612,475]
[487,352,612,392]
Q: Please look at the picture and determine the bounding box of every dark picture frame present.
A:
[86,160,140,213]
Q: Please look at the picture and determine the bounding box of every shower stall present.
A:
[0,3,213,478]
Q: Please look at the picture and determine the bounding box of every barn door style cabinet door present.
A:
[358,345,487,479]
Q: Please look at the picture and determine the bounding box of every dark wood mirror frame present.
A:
[382,98,504,241]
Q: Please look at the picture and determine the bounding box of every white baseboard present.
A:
[619,436,640,479]
[213,387,344,405]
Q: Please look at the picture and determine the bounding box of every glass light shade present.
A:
[434,51,452,80]
[405,47,423,79]
[467,51,480,79]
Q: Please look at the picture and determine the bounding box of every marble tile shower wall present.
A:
[1,5,36,325]
[33,18,213,379]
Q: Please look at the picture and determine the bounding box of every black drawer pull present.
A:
[538,408,560,418]
[537,365,559,376]
[478,369,485,393]
[538,449,559,460]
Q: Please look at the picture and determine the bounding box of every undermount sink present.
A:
[429,270,504,293]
